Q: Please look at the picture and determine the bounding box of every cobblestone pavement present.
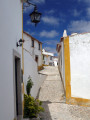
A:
[38,66,90,120]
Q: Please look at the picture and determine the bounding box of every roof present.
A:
[56,43,61,53]
[56,32,90,53]
[42,49,54,56]
[54,56,58,58]
[42,52,54,56]
[70,32,90,37]
[23,31,42,44]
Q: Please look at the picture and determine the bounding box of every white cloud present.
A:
[23,4,33,13]
[59,13,66,23]
[44,40,59,45]
[42,16,60,26]
[24,29,36,36]
[68,20,90,33]
[27,31,35,36]
[40,30,59,38]
[31,0,45,4]
[26,20,34,26]
[86,8,90,17]
[73,9,82,17]
[26,20,31,25]
[45,10,55,15]
[44,47,57,54]
[23,0,45,13]
[78,0,90,4]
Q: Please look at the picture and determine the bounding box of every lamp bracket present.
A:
[16,39,25,47]
[23,0,36,9]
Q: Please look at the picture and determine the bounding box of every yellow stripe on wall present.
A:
[22,3,24,74]
[22,3,25,116]
[64,36,71,103]
[22,82,25,115]
[64,36,90,107]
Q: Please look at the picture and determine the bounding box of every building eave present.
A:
[23,31,42,44]
[70,32,90,37]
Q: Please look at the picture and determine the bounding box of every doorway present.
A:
[13,50,22,120]
[35,55,38,64]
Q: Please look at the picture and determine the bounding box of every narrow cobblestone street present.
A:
[38,66,90,120]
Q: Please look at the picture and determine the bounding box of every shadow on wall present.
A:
[39,101,52,120]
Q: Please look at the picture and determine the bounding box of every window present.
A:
[39,43,40,50]
[50,56,52,60]
[43,55,44,60]
[35,55,38,64]
[32,40,34,47]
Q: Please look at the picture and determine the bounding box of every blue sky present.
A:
[23,0,90,55]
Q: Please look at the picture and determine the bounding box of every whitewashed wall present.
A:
[23,33,42,66]
[34,41,42,66]
[58,42,65,88]
[0,0,22,120]
[23,34,45,98]
[69,33,90,99]
[43,55,48,65]
[53,58,58,66]
[43,55,54,65]
[42,49,54,65]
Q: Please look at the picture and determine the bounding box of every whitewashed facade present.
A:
[23,32,46,98]
[57,41,65,89]
[0,0,23,120]
[23,32,42,66]
[53,57,58,66]
[69,33,90,99]
[42,49,54,66]
[57,32,90,106]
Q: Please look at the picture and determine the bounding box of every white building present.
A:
[23,32,43,67]
[53,57,58,66]
[23,32,46,98]
[0,0,23,120]
[42,49,54,66]
[0,1,46,120]
[57,31,90,106]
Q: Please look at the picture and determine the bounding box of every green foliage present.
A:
[24,94,44,118]
[26,76,33,95]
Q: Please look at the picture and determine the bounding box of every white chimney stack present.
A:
[63,30,67,37]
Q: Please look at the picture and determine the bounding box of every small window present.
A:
[32,40,34,47]
[39,43,40,50]
[50,56,52,60]
[35,55,38,64]
[43,55,44,60]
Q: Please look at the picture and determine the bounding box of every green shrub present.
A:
[24,94,44,118]
[26,76,33,95]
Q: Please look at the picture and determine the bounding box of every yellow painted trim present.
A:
[22,82,25,115]
[22,3,24,74]
[42,64,49,66]
[64,36,90,107]
[64,36,71,100]
[38,65,44,71]
[22,82,25,94]
[69,97,90,107]
[22,3,25,116]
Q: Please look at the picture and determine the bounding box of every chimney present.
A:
[63,30,67,37]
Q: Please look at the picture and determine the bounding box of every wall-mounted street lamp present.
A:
[17,39,25,47]
[23,0,42,26]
